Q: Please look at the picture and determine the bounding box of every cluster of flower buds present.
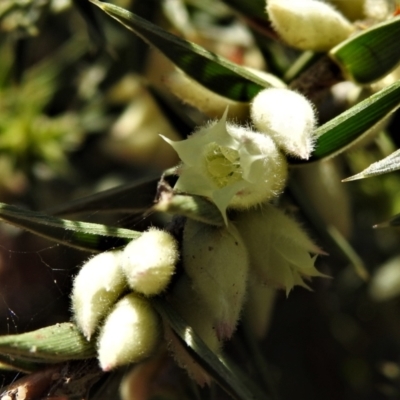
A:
[71,228,179,370]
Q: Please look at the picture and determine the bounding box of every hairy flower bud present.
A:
[97,293,161,371]
[182,219,249,339]
[162,109,288,223]
[267,0,354,51]
[250,88,317,159]
[121,228,179,296]
[234,204,326,295]
[71,250,126,340]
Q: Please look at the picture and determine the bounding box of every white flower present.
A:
[162,110,288,223]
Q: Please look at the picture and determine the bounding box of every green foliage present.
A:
[0,1,400,400]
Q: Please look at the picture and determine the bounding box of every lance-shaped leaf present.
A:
[330,16,400,84]
[89,0,271,102]
[152,297,268,400]
[0,354,39,373]
[0,323,96,363]
[221,0,267,19]
[46,176,159,216]
[374,214,400,229]
[297,79,400,161]
[343,148,400,182]
[0,202,140,252]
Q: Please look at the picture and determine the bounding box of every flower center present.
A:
[204,143,242,188]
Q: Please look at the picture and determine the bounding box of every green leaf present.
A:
[0,323,96,363]
[46,176,159,216]
[330,16,400,84]
[0,202,140,252]
[374,214,400,229]
[302,79,400,161]
[152,298,269,400]
[220,0,267,19]
[343,148,400,181]
[89,0,271,102]
[0,354,39,373]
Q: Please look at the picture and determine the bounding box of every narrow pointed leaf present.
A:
[0,354,39,373]
[374,214,400,229]
[46,176,159,216]
[89,0,271,101]
[330,16,400,84]
[0,202,140,252]
[343,148,400,181]
[0,323,96,363]
[152,298,268,400]
[221,0,267,19]
[301,79,400,161]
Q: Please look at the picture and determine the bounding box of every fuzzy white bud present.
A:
[97,293,161,371]
[182,219,249,339]
[71,250,126,340]
[163,109,288,223]
[267,0,354,51]
[121,228,179,296]
[250,88,317,159]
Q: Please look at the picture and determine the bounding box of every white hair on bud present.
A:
[71,250,126,340]
[250,88,317,159]
[97,293,161,371]
[121,228,178,296]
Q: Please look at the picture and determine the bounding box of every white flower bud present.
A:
[267,0,354,51]
[121,228,179,296]
[97,293,161,371]
[234,204,326,295]
[162,109,288,223]
[182,219,249,339]
[71,250,126,340]
[250,88,317,159]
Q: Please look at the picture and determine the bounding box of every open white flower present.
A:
[162,110,288,223]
